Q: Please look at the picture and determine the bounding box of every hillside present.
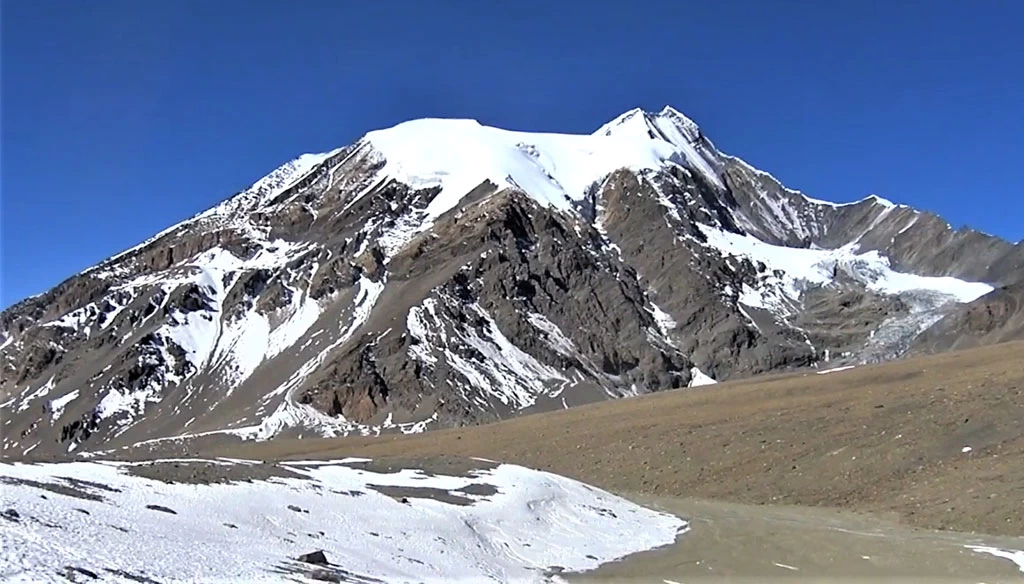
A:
[210,340,1024,538]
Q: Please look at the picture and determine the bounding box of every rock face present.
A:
[296,551,329,566]
[1,107,1017,457]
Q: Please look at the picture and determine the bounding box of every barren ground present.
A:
[52,341,1024,580]
[209,340,1024,538]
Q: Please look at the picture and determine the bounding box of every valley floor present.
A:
[6,341,1024,581]
[211,340,1024,538]
[202,340,1024,580]
[571,496,1024,583]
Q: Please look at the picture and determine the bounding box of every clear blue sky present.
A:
[2,0,1022,308]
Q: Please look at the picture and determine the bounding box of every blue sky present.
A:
[2,0,1022,307]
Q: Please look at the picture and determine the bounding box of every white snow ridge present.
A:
[362,106,718,222]
[0,459,685,583]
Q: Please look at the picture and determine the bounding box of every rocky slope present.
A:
[2,106,1018,457]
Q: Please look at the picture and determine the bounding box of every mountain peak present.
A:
[863,194,897,208]
[657,105,702,132]
[594,106,701,138]
[361,114,716,217]
[593,107,647,134]
[592,106,721,190]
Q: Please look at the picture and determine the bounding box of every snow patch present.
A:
[211,309,271,391]
[48,390,79,423]
[248,275,386,440]
[697,224,993,314]
[527,313,578,356]
[165,299,221,372]
[647,300,678,344]
[265,289,322,360]
[407,298,442,365]
[0,458,685,582]
[210,264,322,393]
[688,367,718,387]
[406,297,568,410]
[966,545,1024,573]
[450,304,568,409]
[817,365,856,375]
[773,562,800,571]
[96,385,161,425]
[15,376,55,413]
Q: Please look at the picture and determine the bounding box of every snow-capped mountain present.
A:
[3,106,1021,457]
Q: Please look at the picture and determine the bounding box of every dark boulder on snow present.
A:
[297,550,329,566]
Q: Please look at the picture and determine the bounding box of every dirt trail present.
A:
[571,496,1024,582]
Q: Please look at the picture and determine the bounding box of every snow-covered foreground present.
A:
[0,458,686,583]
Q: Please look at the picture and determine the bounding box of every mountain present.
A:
[3,106,1021,458]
